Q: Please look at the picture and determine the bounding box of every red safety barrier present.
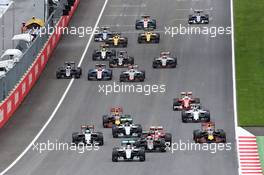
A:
[0,0,80,128]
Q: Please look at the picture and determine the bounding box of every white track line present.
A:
[230,0,241,174]
[0,0,109,174]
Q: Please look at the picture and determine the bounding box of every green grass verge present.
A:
[235,0,264,126]
[256,137,264,174]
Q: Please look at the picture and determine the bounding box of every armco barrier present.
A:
[0,0,80,128]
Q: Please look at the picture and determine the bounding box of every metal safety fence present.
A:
[0,0,69,101]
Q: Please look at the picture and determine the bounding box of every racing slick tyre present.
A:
[137,38,142,44]
[159,140,167,152]
[181,112,188,123]
[165,133,172,145]
[193,130,201,143]
[204,112,210,122]
[173,99,181,111]
[139,149,145,161]
[97,132,104,146]
[112,148,119,162]
[112,126,119,138]
[102,115,109,128]
[135,124,143,136]
[56,72,62,79]
[217,129,227,143]
[193,98,200,104]
[72,132,79,145]
[152,62,158,68]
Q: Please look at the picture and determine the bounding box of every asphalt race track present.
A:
[0,0,238,174]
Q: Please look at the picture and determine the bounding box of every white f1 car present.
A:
[153,52,177,68]
[181,104,210,123]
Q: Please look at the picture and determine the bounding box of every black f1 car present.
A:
[87,64,112,81]
[135,15,156,30]
[92,44,116,61]
[182,104,210,123]
[94,27,113,42]
[138,31,160,44]
[109,51,134,68]
[112,140,145,162]
[193,122,226,143]
[112,122,142,138]
[72,125,104,146]
[106,33,128,47]
[153,52,177,68]
[188,10,209,24]
[120,65,145,82]
[56,62,82,79]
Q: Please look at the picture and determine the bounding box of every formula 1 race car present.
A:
[94,27,113,42]
[188,10,209,24]
[87,64,112,81]
[135,135,167,152]
[142,126,172,145]
[102,107,133,128]
[112,122,142,138]
[72,125,104,146]
[173,92,200,111]
[106,33,128,47]
[56,62,82,79]
[112,140,145,162]
[109,51,134,68]
[92,44,116,61]
[152,52,177,68]
[135,15,156,30]
[119,65,145,82]
[182,104,210,123]
[193,122,226,143]
[138,31,160,44]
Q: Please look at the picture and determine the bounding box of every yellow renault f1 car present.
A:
[106,33,128,47]
[138,31,160,44]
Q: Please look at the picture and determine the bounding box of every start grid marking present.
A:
[238,136,263,175]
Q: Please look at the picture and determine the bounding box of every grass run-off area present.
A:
[235,0,264,126]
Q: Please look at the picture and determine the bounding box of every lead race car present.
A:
[152,52,177,68]
[72,125,104,146]
[106,33,128,47]
[119,65,145,82]
[92,44,116,61]
[56,62,82,79]
[112,140,145,162]
[102,107,133,128]
[135,15,156,30]
[112,122,142,138]
[109,51,134,68]
[94,27,113,42]
[181,104,210,123]
[193,122,226,143]
[87,64,112,81]
[188,10,209,24]
[138,30,160,44]
[173,92,200,111]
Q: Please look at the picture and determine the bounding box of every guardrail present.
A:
[0,0,80,128]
